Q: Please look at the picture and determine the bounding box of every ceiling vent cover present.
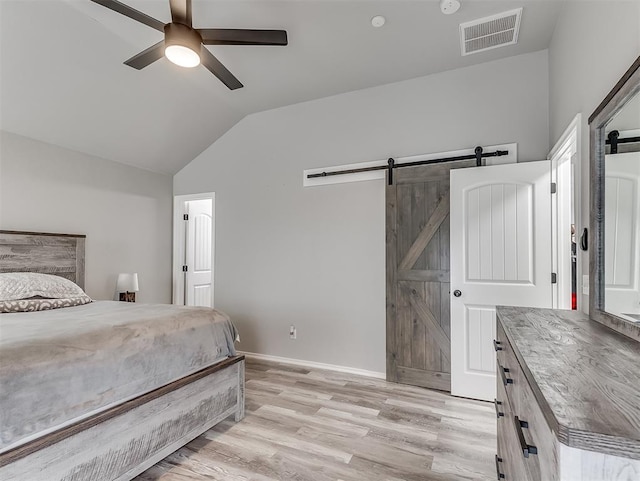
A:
[460,8,523,56]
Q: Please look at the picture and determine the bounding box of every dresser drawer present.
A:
[495,321,509,365]
[517,370,558,481]
[495,331,522,414]
[497,319,558,481]
[495,365,508,480]
[496,364,531,481]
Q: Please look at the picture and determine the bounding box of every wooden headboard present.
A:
[0,230,86,289]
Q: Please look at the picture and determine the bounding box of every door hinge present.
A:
[550,183,557,194]
[182,265,188,272]
[183,214,189,221]
[551,272,557,284]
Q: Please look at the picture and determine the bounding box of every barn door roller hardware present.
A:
[607,130,640,154]
[306,146,509,185]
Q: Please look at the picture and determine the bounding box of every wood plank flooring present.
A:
[135,358,496,481]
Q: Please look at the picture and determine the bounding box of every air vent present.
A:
[460,8,523,56]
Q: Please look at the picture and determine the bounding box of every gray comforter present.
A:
[0,301,238,452]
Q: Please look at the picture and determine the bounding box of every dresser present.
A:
[495,306,640,481]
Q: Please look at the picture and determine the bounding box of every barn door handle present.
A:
[453,290,462,297]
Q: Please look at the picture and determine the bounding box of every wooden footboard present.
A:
[0,355,245,481]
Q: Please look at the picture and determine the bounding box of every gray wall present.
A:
[175,50,550,372]
[548,0,640,311]
[0,131,173,303]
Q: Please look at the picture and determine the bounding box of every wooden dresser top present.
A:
[497,306,640,459]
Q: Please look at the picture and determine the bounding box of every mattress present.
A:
[0,301,238,453]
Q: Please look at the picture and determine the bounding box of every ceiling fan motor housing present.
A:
[164,23,202,54]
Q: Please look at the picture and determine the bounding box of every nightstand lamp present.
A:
[117,273,139,302]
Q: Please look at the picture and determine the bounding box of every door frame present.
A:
[172,192,215,306]
[548,114,582,310]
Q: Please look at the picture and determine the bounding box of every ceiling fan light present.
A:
[165,45,200,68]
[164,23,202,68]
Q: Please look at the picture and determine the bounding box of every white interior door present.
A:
[185,199,213,307]
[450,161,553,401]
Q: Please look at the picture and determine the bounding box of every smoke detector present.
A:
[460,8,523,56]
[371,15,386,27]
[441,0,461,15]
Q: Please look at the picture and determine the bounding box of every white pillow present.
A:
[0,272,86,301]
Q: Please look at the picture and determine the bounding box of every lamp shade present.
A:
[116,273,139,292]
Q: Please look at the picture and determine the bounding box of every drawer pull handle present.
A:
[494,399,504,418]
[495,454,505,479]
[493,339,503,351]
[514,415,538,458]
[500,366,513,386]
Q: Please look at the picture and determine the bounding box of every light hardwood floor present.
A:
[135,358,497,481]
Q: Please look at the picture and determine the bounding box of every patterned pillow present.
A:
[0,272,86,301]
[0,295,93,313]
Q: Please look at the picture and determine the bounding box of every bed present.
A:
[0,230,245,481]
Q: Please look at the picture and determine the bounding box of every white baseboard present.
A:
[238,351,386,380]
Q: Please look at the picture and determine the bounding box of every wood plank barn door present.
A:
[386,161,475,391]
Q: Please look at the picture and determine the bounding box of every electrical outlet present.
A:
[289,325,296,340]
[582,275,589,295]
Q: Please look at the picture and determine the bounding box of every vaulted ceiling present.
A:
[0,0,563,174]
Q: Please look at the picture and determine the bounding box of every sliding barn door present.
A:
[386,161,475,391]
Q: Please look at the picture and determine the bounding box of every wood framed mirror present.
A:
[589,55,640,341]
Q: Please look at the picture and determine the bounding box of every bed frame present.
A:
[0,230,245,481]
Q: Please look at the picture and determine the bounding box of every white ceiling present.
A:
[0,0,563,174]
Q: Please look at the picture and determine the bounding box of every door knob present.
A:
[453,290,462,297]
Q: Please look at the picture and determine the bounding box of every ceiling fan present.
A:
[90,0,288,90]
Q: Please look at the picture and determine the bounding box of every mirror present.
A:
[590,56,640,341]
[604,94,640,323]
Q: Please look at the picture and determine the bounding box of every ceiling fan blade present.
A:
[169,0,192,27]
[200,47,243,90]
[199,29,288,46]
[90,0,164,32]
[124,41,165,70]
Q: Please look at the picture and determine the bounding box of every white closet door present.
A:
[450,161,553,401]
